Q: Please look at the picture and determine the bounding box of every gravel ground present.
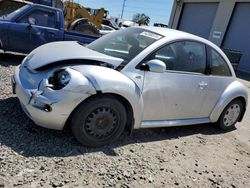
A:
[0,52,250,188]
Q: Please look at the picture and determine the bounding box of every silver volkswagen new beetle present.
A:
[13,27,248,147]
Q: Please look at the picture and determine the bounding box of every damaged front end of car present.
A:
[13,62,97,130]
[12,41,126,130]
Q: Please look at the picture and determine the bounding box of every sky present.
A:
[76,0,174,25]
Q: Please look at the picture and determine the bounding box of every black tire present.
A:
[218,99,243,130]
[70,19,100,36]
[71,95,127,147]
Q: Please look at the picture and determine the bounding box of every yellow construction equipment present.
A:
[64,1,105,28]
[0,0,108,36]
[63,0,108,35]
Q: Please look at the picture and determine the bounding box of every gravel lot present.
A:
[0,52,250,188]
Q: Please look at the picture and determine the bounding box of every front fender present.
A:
[209,80,248,122]
[73,65,144,129]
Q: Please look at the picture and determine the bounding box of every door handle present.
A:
[198,81,208,89]
[135,75,141,79]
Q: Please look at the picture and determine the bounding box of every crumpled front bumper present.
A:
[12,66,96,130]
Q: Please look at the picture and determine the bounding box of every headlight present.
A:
[58,70,71,86]
[48,69,71,90]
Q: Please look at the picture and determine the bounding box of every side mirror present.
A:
[145,59,166,73]
[28,17,36,26]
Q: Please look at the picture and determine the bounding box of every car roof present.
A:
[9,0,32,4]
[140,26,207,41]
[31,3,61,12]
[140,26,222,50]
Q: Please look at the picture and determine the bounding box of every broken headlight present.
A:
[48,69,71,90]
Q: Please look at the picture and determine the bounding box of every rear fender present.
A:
[209,80,248,122]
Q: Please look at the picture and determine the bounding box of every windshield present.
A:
[0,5,30,20]
[87,27,163,66]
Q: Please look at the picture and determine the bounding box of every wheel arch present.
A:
[107,93,135,132]
[209,81,248,123]
[64,92,137,132]
[234,96,246,122]
[72,65,144,129]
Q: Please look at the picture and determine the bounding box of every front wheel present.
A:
[218,99,243,130]
[71,96,127,147]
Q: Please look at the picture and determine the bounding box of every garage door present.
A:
[178,3,218,39]
[222,3,250,73]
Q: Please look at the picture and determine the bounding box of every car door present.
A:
[142,40,210,121]
[200,46,235,116]
[8,8,61,53]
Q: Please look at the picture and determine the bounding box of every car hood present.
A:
[23,41,124,71]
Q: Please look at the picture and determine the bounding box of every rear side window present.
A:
[18,9,56,28]
[209,48,232,76]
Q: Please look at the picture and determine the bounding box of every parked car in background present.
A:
[12,27,248,147]
[99,24,116,35]
[154,23,168,28]
[120,20,138,28]
[0,4,98,54]
[102,18,120,30]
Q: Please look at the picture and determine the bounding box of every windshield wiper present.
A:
[77,41,87,47]
[116,64,125,71]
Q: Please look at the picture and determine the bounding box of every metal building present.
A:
[169,0,250,73]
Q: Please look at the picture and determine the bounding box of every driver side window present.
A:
[150,41,206,74]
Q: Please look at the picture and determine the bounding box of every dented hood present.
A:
[23,41,124,70]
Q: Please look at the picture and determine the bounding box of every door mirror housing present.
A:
[144,59,166,73]
[28,17,36,26]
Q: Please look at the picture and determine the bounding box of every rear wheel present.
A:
[218,99,243,130]
[71,96,127,147]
